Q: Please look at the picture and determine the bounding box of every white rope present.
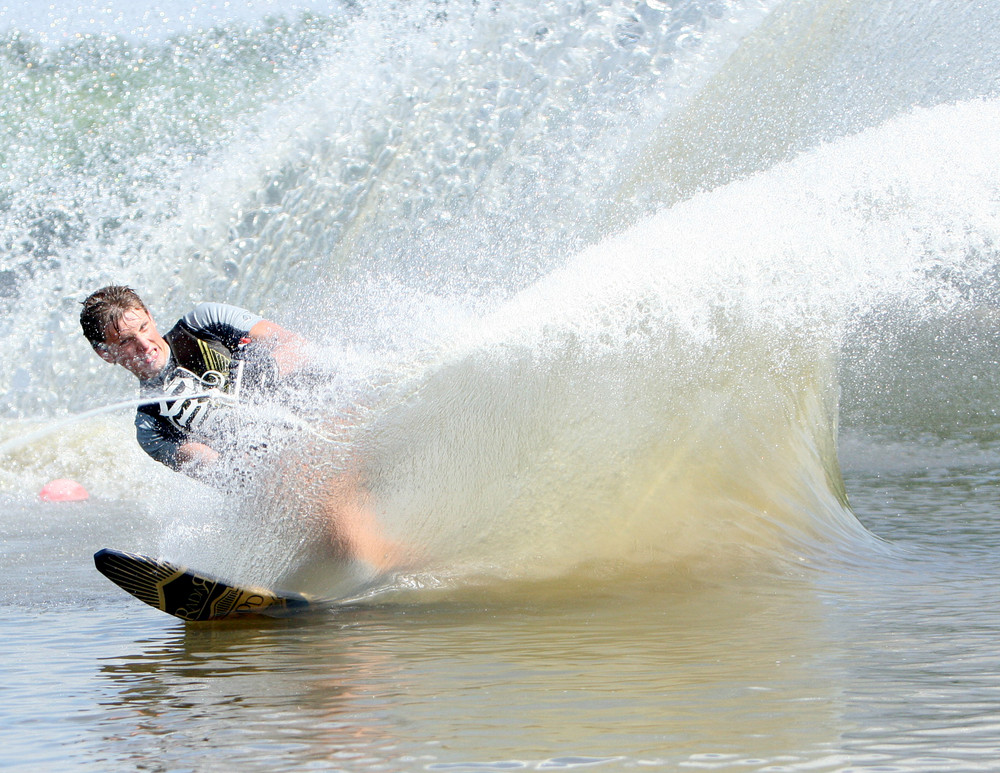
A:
[0,388,349,455]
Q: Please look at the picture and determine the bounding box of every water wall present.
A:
[2,0,1000,594]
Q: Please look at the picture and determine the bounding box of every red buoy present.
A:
[39,479,89,502]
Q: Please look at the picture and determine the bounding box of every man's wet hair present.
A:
[80,285,149,349]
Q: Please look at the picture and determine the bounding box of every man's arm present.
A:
[181,302,308,378]
[246,319,307,377]
[137,412,219,479]
[175,441,220,473]
[136,410,185,469]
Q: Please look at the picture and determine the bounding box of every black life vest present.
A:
[137,321,241,437]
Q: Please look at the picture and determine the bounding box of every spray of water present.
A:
[2,1,1000,597]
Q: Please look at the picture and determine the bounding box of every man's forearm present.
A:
[176,441,220,474]
[247,319,307,376]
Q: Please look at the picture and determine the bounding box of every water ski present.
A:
[94,547,312,622]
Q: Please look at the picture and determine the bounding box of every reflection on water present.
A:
[4,463,1000,772]
[98,613,402,768]
[91,574,850,770]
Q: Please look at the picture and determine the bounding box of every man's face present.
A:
[97,307,169,379]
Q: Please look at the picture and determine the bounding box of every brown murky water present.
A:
[4,431,1000,773]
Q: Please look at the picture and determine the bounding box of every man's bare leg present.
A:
[318,475,409,572]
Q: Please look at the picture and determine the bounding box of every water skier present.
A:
[80,285,403,571]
